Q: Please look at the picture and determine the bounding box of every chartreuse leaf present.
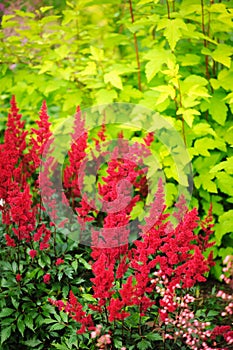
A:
[157,18,187,51]
[90,46,104,61]
[211,44,233,68]
[80,62,97,76]
[151,84,175,104]
[209,91,227,125]
[144,48,173,82]
[215,210,233,245]
[216,172,233,196]
[104,71,123,90]
[194,172,217,193]
[95,89,117,105]
[177,108,200,127]
[194,137,226,156]
[210,156,233,174]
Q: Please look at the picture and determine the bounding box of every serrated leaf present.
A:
[25,315,34,330]
[144,48,171,82]
[104,71,123,90]
[194,173,217,193]
[207,310,219,317]
[95,89,117,105]
[151,84,175,104]
[216,172,233,196]
[81,293,96,302]
[17,317,25,336]
[192,123,216,137]
[23,339,42,347]
[41,15,61,25]
[210,156,233,174]
[209,91,227,125]
[157,18,187,51]
[177,108,200,127]
[1,326,11,344]
[0,308,15,317]
[90,46,104,61]
[43,318,58,324]
[146,333,163,341]
[40,6,53,13]
[80,62,97,76]
[49,323,66,331]
[137,339,152,350]
[211,44,233,68]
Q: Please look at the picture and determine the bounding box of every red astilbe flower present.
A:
[29,249,37,259]
[33,223,51,250]
[63,106,88,206]
[55,257,64,266]
[27,100,53,174]
[6,183,36,242]
[49,291,94,334]
[0,96,28,202]
[43,273,51,284]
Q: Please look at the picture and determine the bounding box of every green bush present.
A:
[0,0,233,276]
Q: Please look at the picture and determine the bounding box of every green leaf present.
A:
[49,323,66,331]
[71,260,78,272]
[22,339,43,348]
[0,308,15,317]
[17,317,25,337]
[137,339,152,350]
[78,257,92,270]
[1,326,11,345]
[146,333,163,341]
[207,310,219,317]
[25,315,34,330]
[81,294,96,302]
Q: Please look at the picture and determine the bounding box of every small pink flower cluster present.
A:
[217,255,233,319]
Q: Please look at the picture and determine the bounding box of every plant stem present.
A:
[128,0,142,91]
[166,0,170,19]
[201,0,210,79]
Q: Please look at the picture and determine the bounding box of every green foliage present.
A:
[0,1,232,277]
[0,228,92,350]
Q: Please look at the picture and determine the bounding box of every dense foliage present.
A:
[0,0,233,349]
[0,0,233,277]
[0,97,232,349]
